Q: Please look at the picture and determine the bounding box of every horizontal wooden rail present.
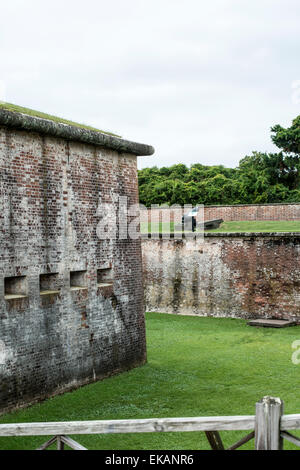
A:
[1,413,300,438]
[0,415,255,437]
[1,398,300,450]
[281,414,300,430]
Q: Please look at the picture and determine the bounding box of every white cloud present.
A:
[0,0,299,169]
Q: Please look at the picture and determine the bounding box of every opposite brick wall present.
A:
[0,126,146,414]
[204,203,300,221]
[142,234,300,320]
[140,203,300,224]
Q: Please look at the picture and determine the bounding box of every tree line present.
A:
[138,115,300,207]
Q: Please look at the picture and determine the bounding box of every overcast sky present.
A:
[0,0,299,169]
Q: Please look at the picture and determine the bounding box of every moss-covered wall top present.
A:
[0,108,154,156]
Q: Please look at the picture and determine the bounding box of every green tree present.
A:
[271,116,300,155]
[138,114,300,206]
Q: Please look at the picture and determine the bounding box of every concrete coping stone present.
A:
[4,294,28,300]
[40,290,60,296]
[70,286,88,291]
[248,319,297,328]
[0,108,155,157]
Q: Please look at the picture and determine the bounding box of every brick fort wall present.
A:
[142,234,300,320]
[0,117,153,414]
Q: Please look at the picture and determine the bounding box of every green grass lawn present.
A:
[1,313,300,450]
[209,220,300,233]
[140,220,300,234]
[140,222,176,233]
[0,102,120,137]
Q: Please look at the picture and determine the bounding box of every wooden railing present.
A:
[1,396,300,450]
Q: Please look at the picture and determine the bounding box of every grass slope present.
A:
[210,220,300,233]
[0,102,120,137]
[0,313,300,450]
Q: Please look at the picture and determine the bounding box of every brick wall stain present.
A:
[0,126,146,415]
[142,236,300,321]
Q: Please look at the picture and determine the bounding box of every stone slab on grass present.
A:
[248,319,297,328]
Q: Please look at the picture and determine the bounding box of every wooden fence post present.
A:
[255,396,284,450]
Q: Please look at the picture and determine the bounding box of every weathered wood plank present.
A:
[60,435,88,450]
[205,431,224,450]
[36,436,58,451]
[0,415,255,437]
[227,431,255,451]
[281,431,300,448]
[281,414,300,430]
[57,436,64,451]
[255,396,284,450]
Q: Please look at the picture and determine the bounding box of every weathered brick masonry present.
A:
[142,234,300,320]
[0,109,154,414]
[204,203,300,221]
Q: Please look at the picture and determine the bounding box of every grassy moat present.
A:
[1,313,300,450]
[140,220,300,234]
